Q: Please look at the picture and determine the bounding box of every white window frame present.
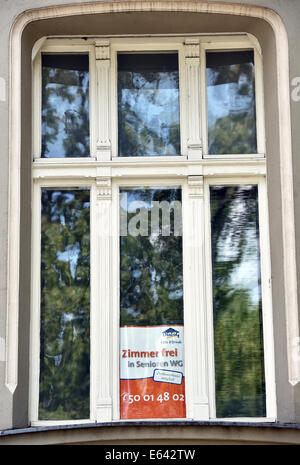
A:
[29,34,276,426]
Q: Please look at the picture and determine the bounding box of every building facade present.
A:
[0,0,300,445]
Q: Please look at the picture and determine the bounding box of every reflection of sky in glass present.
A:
[42,75,89,157]
[210,184,265,418]
[207,70,254,129]
[206,52,256,154]
[57,244,80,279]
[120,87,179,155]
[216,193,260,305]
[42,54,89,158]
[118,54,180,157]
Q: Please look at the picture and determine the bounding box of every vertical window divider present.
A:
[90,181,97,421]
[254,48,266,156]
[94,171,113,421]
[184,175,210,420]
[111,181,120,420]
[257,178,277,419]
[89,45,97,159]
[203,177,217,419]
[32,50,42,160]
[94,40,112,161]
[184,39,202,161]
[200,43,208,157]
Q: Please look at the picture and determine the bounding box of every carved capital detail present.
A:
[94,40,110,60]
[188,175,204,198]
[96,177,112,200]
[184,38,200,59]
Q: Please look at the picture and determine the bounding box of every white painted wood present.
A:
[94,40,111,161]
[258,179,277,419]
[31,37,46,61]
[94,174,113,422]
[184,39,202,160]
[254,48,266,156]
[32,157,267,181]
[32,52,42,160]
[184,176,210,420]
[111,182,120,421]
[203,179,216,419]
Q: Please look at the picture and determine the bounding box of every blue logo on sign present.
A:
[162,328,180,339]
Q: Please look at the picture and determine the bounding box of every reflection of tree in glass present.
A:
[118,54,180,157]
[120,188,183,326]
[39,190,90,420]
[42,55,90,158]
[210,186,265,417]
[207,56,257,154]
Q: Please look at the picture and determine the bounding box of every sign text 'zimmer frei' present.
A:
[120,326,185,419]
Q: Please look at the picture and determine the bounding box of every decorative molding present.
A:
[184,38,200,58]
[31,158,267,181]
[95,173,112,421]
[184,39,202,160]
[96,176,112,200]
[94,40,110,60]
[94,40,111,161]
[188,175,204,198]
[185,174,209,419]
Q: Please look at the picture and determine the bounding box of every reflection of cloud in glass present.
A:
[57,244,80,279]
[207,73,254,129]
[206,51,257,154]
[210,184,265,418]
[120,87,179,155]
[215,189,260,305]
[118,54,180,157]
[42,54,90,158]
[43,77,89,157]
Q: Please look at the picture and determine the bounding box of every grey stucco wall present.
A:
[1,0,300,434]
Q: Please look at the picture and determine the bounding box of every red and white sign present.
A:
[120,325,186,419]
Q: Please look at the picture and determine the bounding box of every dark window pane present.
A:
[210,185,265,417]
[206,51,257,154]
[39,189,90,420]
[120,188,185,419]
[42,54,90,158]
[118,54,180,157]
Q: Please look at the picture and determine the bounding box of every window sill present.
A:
[1,420,300,445]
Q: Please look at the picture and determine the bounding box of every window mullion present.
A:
[184,39,202,160]
[94,40,112,161]
[184,175,210,420]
[92,174,113,421]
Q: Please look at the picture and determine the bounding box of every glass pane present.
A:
[39,189,90,420]
[42,54,90,158]
[118,54,180,157]
[120,188,185,419]
[210,185,265,417]
[206,51,257,154]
